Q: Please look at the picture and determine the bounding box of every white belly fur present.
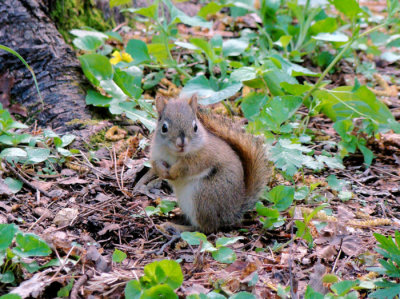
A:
[169,168,211,227]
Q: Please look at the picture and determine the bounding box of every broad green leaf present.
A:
[119,102,156,131]
[240,92,268,121]
[190,38,217,62]
[198,2,227,18]
[281,82,312,96]
[121,4,157,19]
[143,260,183,289]
[143,71,164,90]
[331,280,358,296]
[181,232,216,252]
[142,284,178,299]
[147,43,173,64]
[0,224,18,251]
[0,148,27,161]
[262,95,303,131]
[105,31,123,42]
[255,203,280,218]
[78,54,113,86]
[229,292,256,299]
[338,190,352,201]
[0,294,22,299]
[310,17,337,35]
[100,79,127,100]
[304,285,325,299]
[326,175,348,191]
[13,233,52,258]
[164,0,212,29]
[0,270,15,284]
[381,52,400,63]
[181,75,242,105]
[267,185,295,211]
[73,36,104,51]
[216,236,243,247]
[222,39,248,56]
[70,29,108,39]
[315,155,345,170]
[263,70,297,96]
[332,0,361,18]
[57,278,74,297]
[274,35,292,48]
[4,178,22,194]
[212,246,236,263]
[25,147,50,164]
[114,69,143,99]
[110,0,131,8]
[231,67,257,82]
[112,249,127,263]
[159,200,176,214]
[125,280,142,299]
[369,284,400,299]
[125,39,151,65]
[312,32,349,42]
[322,274,339,284]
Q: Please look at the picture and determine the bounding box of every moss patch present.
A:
[50,0,112,43]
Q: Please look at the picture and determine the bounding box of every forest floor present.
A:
[1,0,400,298]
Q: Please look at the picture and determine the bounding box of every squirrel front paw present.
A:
[153,160,171,179]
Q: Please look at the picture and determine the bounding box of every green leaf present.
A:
[338,191,352,201]
[125,279,142,299]
[216,236,243,247]
[304,285,325,299]
[255,203,280,218]
[332,0,361,18]
[327,175,348,191]
[0,295,22,299]
[70,29,108,39]
[73,36,104,52]
[322,274,339,283]
[0,270,15,283]
[212,246,236,264]
[222,39,248,57]
[310,17,337,35]
[121,4,157,19]
[229,292,256,299]
[78,54,113,86]
[0,148,27,161]
[198,2,226,18]
[86,90,113,107]
[110,0,131,8]
[57,278,74,297]
[13,233,52,258]
[231,67,257,82]
[159,200,176,214]
[263,70,297,96]
[281,82,312,96]
[181,75,242,105]
[312,32,349,42]
[262,95,303,131]
[369,281,400,299]
[190,38,217,62]
[4,178,22,194]
[119,102,156,131]
[143,260,183,289]
[114,68,143,99]
[112,249,127,263]
[142,284,178,299]
[164,0,212,29]
[240,92,268,121]
[381,52,400,64]
[25,147,50,164]
[125,39,151,65]
[331,280,358,296]
[267,185,295,211]
[143,71,164,90]
[181,232,216,252]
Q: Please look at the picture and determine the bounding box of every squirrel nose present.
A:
[176,136,186,148]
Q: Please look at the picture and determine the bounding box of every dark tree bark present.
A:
[0,0,92,131]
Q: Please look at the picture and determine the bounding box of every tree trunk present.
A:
[0,0,92,131]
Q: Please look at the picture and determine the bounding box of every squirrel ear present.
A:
[188,94,198,113]
[155,95,167,115]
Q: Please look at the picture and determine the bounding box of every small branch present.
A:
[4,162,52,198]
[70,269,94,299]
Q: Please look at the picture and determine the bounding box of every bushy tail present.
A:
[197,111,271,209]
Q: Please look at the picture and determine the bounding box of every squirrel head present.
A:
[154,94,206,156]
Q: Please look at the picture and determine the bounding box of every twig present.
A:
[4,162,52,198]
[332,238,343,274]
[70,269,94,299]
[146,234,180,255]
[289,221,298,299]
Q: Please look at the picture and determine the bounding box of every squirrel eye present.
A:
[193,120,198,132]
[161,122,168,134]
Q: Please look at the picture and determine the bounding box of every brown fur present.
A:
[150,96,270,233]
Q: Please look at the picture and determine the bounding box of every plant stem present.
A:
[302,22,387,103]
